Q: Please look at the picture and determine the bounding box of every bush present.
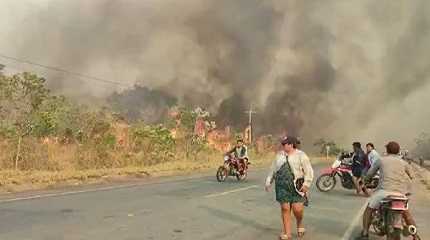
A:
[414,133,430,159]
[132,123,175,165]
[313,138,344,156]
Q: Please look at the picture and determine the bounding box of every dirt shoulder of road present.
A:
[0,154,330,194]
[411,162,430,191]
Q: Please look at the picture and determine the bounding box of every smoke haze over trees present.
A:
[1,0,430,148]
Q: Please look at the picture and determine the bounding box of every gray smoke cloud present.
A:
[1,0,430,148]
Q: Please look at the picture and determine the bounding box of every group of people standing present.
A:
[350,142,381,197]
[263,136,415,240]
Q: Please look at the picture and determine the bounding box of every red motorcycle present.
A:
[316,152,379,192]
[371,194,421,240]
[216,154,249,182]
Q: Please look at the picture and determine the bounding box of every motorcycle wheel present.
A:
[316,174,337,192]
[386,228,401,240]
[236,170,248,181]
[216,166,228,182]
[371,211,385,236]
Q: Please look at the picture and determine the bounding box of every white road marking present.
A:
[341,200,369,240]
[204,185,259,198]
[0,174,212,204]
[0,184,142,204]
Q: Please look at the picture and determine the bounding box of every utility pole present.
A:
[244,105,257,144]
[325,145,330,161]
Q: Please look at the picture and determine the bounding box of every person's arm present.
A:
[351,152,358,164]
[368,152,375,166]
[365,157,380,180]
[359,152,366,166]
[301,153,314,189]
[242,146,249,159]
[225,147,235,156]
[265,153,282,189]
[404,162,414,180]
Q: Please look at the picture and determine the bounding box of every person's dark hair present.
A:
[385,141,400,154]
[366,143,375,149]
[281,136,299,149]
[352,142,361,149]
[237,139,244,143]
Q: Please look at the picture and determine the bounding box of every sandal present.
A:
[279,233,291,240]
[297,228,306,239]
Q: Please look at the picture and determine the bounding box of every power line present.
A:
[1,63,126,91]
[0,53,132,87]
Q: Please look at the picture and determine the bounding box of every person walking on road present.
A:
[265,136,314,240]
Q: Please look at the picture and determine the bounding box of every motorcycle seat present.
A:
[383,195,408,201]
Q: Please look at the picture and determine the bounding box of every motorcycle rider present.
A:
[361,143,381,196]
[356,141,416,240]
[365,143,380,170]
[225,139,249,172]
[350,142,367,194]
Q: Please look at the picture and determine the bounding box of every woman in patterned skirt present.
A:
[265,136,314,240]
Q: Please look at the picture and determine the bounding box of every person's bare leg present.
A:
[353,176,361,194]
[361,206,373,236]
[292,203,304,228]
[403,209,416,227]
[292,203,305,238]
[280,203,292,239]
[361,184,370,197]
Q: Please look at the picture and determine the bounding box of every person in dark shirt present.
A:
[351,142,366,194]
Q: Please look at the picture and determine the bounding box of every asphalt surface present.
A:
[0,164,428,240]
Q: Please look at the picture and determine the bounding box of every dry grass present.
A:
[0,138,331,194]
[410,163,430,191]
[0,146,276,193]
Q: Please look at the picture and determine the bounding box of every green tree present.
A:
[0,72,49,169]
[313,138,344,156]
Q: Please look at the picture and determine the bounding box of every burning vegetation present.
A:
[1,0,430,189]
[0,70,276,190]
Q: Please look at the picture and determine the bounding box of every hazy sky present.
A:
[1,0,430,149]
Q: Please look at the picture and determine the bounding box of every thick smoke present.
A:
[108,86,177,123]
[2,0,430,148]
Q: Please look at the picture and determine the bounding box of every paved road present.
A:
[0,164,428,240]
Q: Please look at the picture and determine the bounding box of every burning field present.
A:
[1,0,430,191]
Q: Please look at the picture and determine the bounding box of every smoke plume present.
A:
[1,0,430,148]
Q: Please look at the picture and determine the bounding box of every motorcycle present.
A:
[371,194,421,240]
[316,152,379,192]
[216,154,249,182]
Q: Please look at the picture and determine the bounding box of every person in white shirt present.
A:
[366,143,380,170]
[265,136,314,240]
[361,143,381,196]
